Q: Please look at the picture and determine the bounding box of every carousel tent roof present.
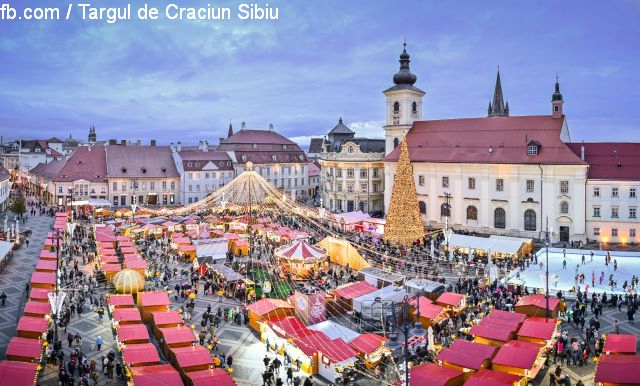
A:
[275,240,327,263]
[130,365,183,386]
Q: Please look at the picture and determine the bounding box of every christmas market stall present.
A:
[348,333,390,368]
[34,259,57,273]
[0,360,39,385]
[352,286,406,328]
[231,239,250,256]
[491,340,545,380]
[38,249,57,260]
[594,354,640,386]
[115,324,150,345]
[358,266,405,288]
[261,316,314,353]
[409,296,448,328]
[247,298,295,333]
[122,343,161,367]
[290,330,333,375]
[107,294,135,311]
[137,291,171,323]
[405,278,446,301]
[29,288,50,303]
[435,292,468,316]
[436,339,497,377]
[316,338,359,384]
[516,317,559,347]
[329,281,377,315]
[185,367,237,386]
[23,301,51,318]
[151,310,185,338]
[274,240,328,280]
[16,316,48,339]
[409,362,465,386]
[129,364,183,386]
[603,334,638,355]
[5,337,43,363]
[103,264,122,282]
[464,368,526,386]
[470,310,525,347]
[308,320,359,343]
[515,294,559,318]
[169,346,213,377]
[113,308,142,325]
[193,238,228,267]
[159,326,197,358]
[29,272,56,290]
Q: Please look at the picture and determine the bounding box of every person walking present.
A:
[0,291,6,307]
[615,320,620,334]
[95,336,103,351]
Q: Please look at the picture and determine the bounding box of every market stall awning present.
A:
[29,288,50,302]
[171,346,213,368]
[6,337,42,360]
[517,317,557,341]
[138,291,171,307]
[308,320,359,343]
[492,340,541,370]
[186,368,236,386]
[24,301,51,316]
[117,324,150,343]
[270,316,313,339]
[435,292,465,307]
[151,311,184,326]
[210,264,244,282]
[594,354,640,384]
[35,259,57,272]
[122,343,161,366]
[409,362,464,386]
[130,364,183,386]
[349,333,388,355]
[604,334,638,355]
[332,281,377,300]
[465,369,524,386]
[17,316,48,334]
[486,309,527,324]
[293,330,333,357]
[247,298,293,316]
[515,294,559,310]
[160,327,196,345]
[30,271,56,285]
[113,308,142,323]
[319,338,358,364]
[470,319,519,343]
[0,360,38,384]
[436,339,497,371]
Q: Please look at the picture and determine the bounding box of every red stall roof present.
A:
[594,355,640,384]
[117,324,150,343]
[171,346,213,368]
[465,369,523,386]
[130,365,183,386]
[187,368,236,386]
[418,303,446,320]
[349,333,388,355]
[436,340,497,371]
[152,311,184,326]
[6,337,42,359]
[320,338,358,363]
[103,264,122,272]
[30,271,56,285]
[410,362,464,386]
[333,281,377,300]
[160,327,196,345]
[487,309,527,324]
[125,259,148,269]
[29,288,50,301]
[139,291,171,307]
[24,301,52,316]
[121,247,137,254]
[470,321,517,342]
[293,331,333,357]
[492,340,541,370]
[436,292,465,307]
[123,343,161,366]
[39,250,57,259]
[515,294,559,310]
[247,298,294,316]
[17,316,48,333]
[517,318,557,341]
[270,316,313,339]
[113,308,142,323]
[101,255,119,264]
[0,360,38,384]
[108,295,135,308]
[604,334,638,355]
[35,259,57,271]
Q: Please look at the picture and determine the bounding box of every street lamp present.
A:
[443,192,452,260]
[545,217,550,321]
[385,294,426,385]
[48,228,65,343]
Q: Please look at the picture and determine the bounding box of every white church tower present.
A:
[383,43,425,155]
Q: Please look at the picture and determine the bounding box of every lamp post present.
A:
[444,192,452,260]
[545,217,550,321]
[385,294,426,386]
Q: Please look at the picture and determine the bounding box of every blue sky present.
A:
[1,0,639,147]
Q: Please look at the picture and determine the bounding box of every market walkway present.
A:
[0,213,52,358]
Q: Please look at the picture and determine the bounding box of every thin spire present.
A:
[227,120,234,138]
[488,68,509,117]
[552,74,563,101]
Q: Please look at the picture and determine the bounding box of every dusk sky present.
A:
[1,0,639,147]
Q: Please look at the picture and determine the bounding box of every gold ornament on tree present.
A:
[384,137,425,246]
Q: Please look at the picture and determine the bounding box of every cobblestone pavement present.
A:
[0,212,52,359]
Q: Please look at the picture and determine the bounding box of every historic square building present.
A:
[382,45,638,244]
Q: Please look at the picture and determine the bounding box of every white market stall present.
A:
[193,238,229,266]
[352,286,407,326]
[308,320,360,343]
[448,234,533,259]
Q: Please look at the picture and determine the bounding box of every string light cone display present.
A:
[113,269,146,294]
[384,137,426,246]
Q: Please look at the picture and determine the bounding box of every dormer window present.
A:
[195,162,200,167]
[253,144,257,149]
[141,167,147,174]
[241,155,247,162]
[299,154,304,160]
[282,144,287,150]
[187,162,192,167]
[121,167,127,173]
[161,167,167,173]
[348,146,354,154]
[227,161,231,166]
[527,142,540,156]
[219,161,224,167]
[272,154,277,161]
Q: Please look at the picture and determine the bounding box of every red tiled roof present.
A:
[385,115,586,165]
[179,150,234,171]
[567,142,640,180]
[30,160,65,180]
[594,355,640,384]
[106,145,179,178]
[217,129,307,165]
[410,362,464,386]
[54,146,107,182]
[308,161,321,177]
[220,129,296,145]
[436,340,497,371]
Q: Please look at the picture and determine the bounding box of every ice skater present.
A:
[562,258,567,269]
[581,255,585,265]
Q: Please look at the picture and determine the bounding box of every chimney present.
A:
[120,140,126,146]
[136,139,141,146]
[150,139,156,146]
[109,139,116,145]
[241,122,246,130]
[177,141,182,152]
[269,123,274,131]
[201,140,208,152]
[581,145,585,161]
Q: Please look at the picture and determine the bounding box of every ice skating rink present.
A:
[505,248,640,295]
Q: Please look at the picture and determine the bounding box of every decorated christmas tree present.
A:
[384,137,425,246]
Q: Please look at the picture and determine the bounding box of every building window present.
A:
[150,181,155,191]
[560,180,569,194]
[412,101,417,114]
[393,138,399,148]
[440,203,450,217]
[611,207,619,218]
[612,187,619,198]
[527,145,538,156]
[631,229,637,238]
[494,208,506,229]
[526,180,535,192]
[348,146,354,154]
[593,207,600,217]
[337,183,342,192]
[373,169,379,178]
[496,179,504,192]
[360,169,367,178]
[112,182,117,191]
[418,201,426,214]
[418,175,425,186]
[337,170,342,178]
[347,169,354,178]
[442,176,449,188]
[360,184,367,193]
[593,187,600,197]
[612,229,618,237]
[524,209,536,231]
[373,183,380,193]
[631,188,636,198]
[393,101,400,114]
[560,201,569,214]
[594,227,600,236]
[170,181,175,190]
[467,178,476,190]
[162,181,167,190]
[630,207,637,219]
[466,206,478,220]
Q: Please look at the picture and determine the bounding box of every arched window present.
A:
[412,101,417,114]
[393,101,400,114]
[494,208,506,229]
[393,138,399,149]
[560,201,569,214]
[440,203,450,217]
[419,201,427,214]
[554,105,559,112]
[466,206,478,220]
[524,209,536,231]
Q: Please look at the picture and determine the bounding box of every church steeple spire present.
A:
[488,68,509,117]
[227,121,234,138]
